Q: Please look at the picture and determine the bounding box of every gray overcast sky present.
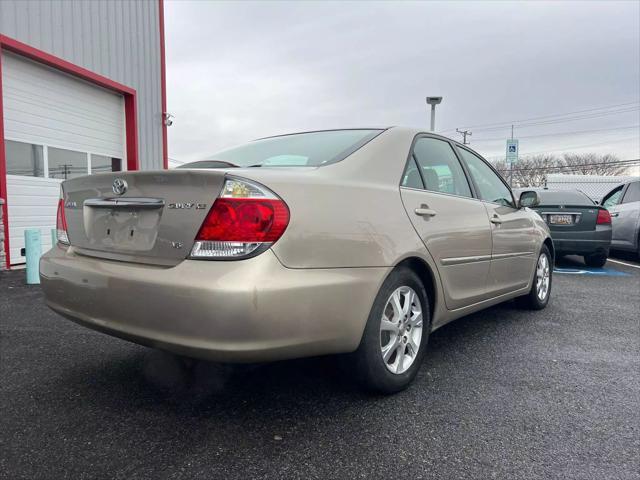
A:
[165,0,640,164]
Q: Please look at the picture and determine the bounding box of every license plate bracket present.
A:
[84,205,161,251]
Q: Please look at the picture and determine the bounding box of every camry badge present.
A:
[112,178,128,196]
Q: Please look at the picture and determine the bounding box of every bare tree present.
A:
[492,152,627,188]
[493,154,557,188]
[561,153,627,176]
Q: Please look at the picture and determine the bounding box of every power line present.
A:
[494,158,640,173]
[466,106,640,134]
[485,136,639,159]
[471,125,640,143]
[461,101,640,129]
[439,100,640,133]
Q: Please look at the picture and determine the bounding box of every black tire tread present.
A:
[516,244,552,310]
[351,267,431,394]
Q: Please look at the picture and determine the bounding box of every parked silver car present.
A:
[601,179,640,258]
[40,127,553,393]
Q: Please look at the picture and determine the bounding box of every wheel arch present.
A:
[395,256,437,320]
[543,237,555,262]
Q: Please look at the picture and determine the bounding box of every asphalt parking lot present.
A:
[1,255,639,480]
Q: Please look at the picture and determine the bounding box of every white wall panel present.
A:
[6,175,61,263]
[2,52,125,158]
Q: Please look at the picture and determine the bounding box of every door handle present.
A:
[490,215,502,225]
[415,207,437,217]
[610,212,619,217]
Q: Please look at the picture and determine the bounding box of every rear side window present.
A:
[401,158,425,189]
[403,137,472,197]
[457,147,514,207]
[179,129,383,168]
[622,182,640,203]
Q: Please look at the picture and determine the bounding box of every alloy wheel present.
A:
[379,286,423,374]
[536,253,551,301]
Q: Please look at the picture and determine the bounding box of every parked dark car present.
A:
[516,188,612,267]
[601,180,640,259]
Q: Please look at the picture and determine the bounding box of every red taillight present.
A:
[190,178,290,259]
[596,209,611,225]
[56,198,70,245]
[56,198,69,245]
[195,198,289,242]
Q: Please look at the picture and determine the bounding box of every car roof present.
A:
[254,126,473,152]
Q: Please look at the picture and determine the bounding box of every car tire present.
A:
[584,253,607,268]
[516,245,552,310]
[351,267,431,394]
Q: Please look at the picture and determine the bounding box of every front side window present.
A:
[458,147,514,207]
[5,140,44,177]
[179,129,383,169]
[601,186,623,208]
[622,182,640,204]
[406,137,472,197]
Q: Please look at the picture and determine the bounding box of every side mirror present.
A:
[519,190,540,208]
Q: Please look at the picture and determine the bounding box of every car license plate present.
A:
[549,214,573,225]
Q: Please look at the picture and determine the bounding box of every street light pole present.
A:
[426,97,443,132]
[430,105,436,131]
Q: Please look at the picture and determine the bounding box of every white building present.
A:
[0,0,168,268]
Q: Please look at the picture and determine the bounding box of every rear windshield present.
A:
[533,189,594,205]
[178,129,384,169]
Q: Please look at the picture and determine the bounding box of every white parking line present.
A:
[608,258,640,269]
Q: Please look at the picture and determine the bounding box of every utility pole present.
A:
[509,125,514,187]
[456,128,472,145]
[426,97,443,132]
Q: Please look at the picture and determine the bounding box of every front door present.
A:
[605,182,640,251]
[400,136,492,310]
[456,146,538,296]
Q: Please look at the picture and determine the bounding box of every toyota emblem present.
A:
[112,178,128,195]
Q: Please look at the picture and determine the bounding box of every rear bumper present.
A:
[40,246,388,362]
[550,226,612,255]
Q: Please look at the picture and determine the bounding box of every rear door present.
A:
[455,147,537,296]
[399,136,492,310]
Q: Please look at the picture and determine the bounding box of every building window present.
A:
[91,155,122,173]
[48,147,88,180]
[5,140,45,177]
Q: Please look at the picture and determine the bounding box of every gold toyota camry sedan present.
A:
[40,127,553,393]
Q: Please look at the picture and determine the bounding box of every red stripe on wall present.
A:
[125,95,139,171]
[0,49,11,269]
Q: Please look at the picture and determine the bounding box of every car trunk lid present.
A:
[533,204,602,232]
[61,170,226,266]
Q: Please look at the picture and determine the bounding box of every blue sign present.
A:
[506,139,519,164]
